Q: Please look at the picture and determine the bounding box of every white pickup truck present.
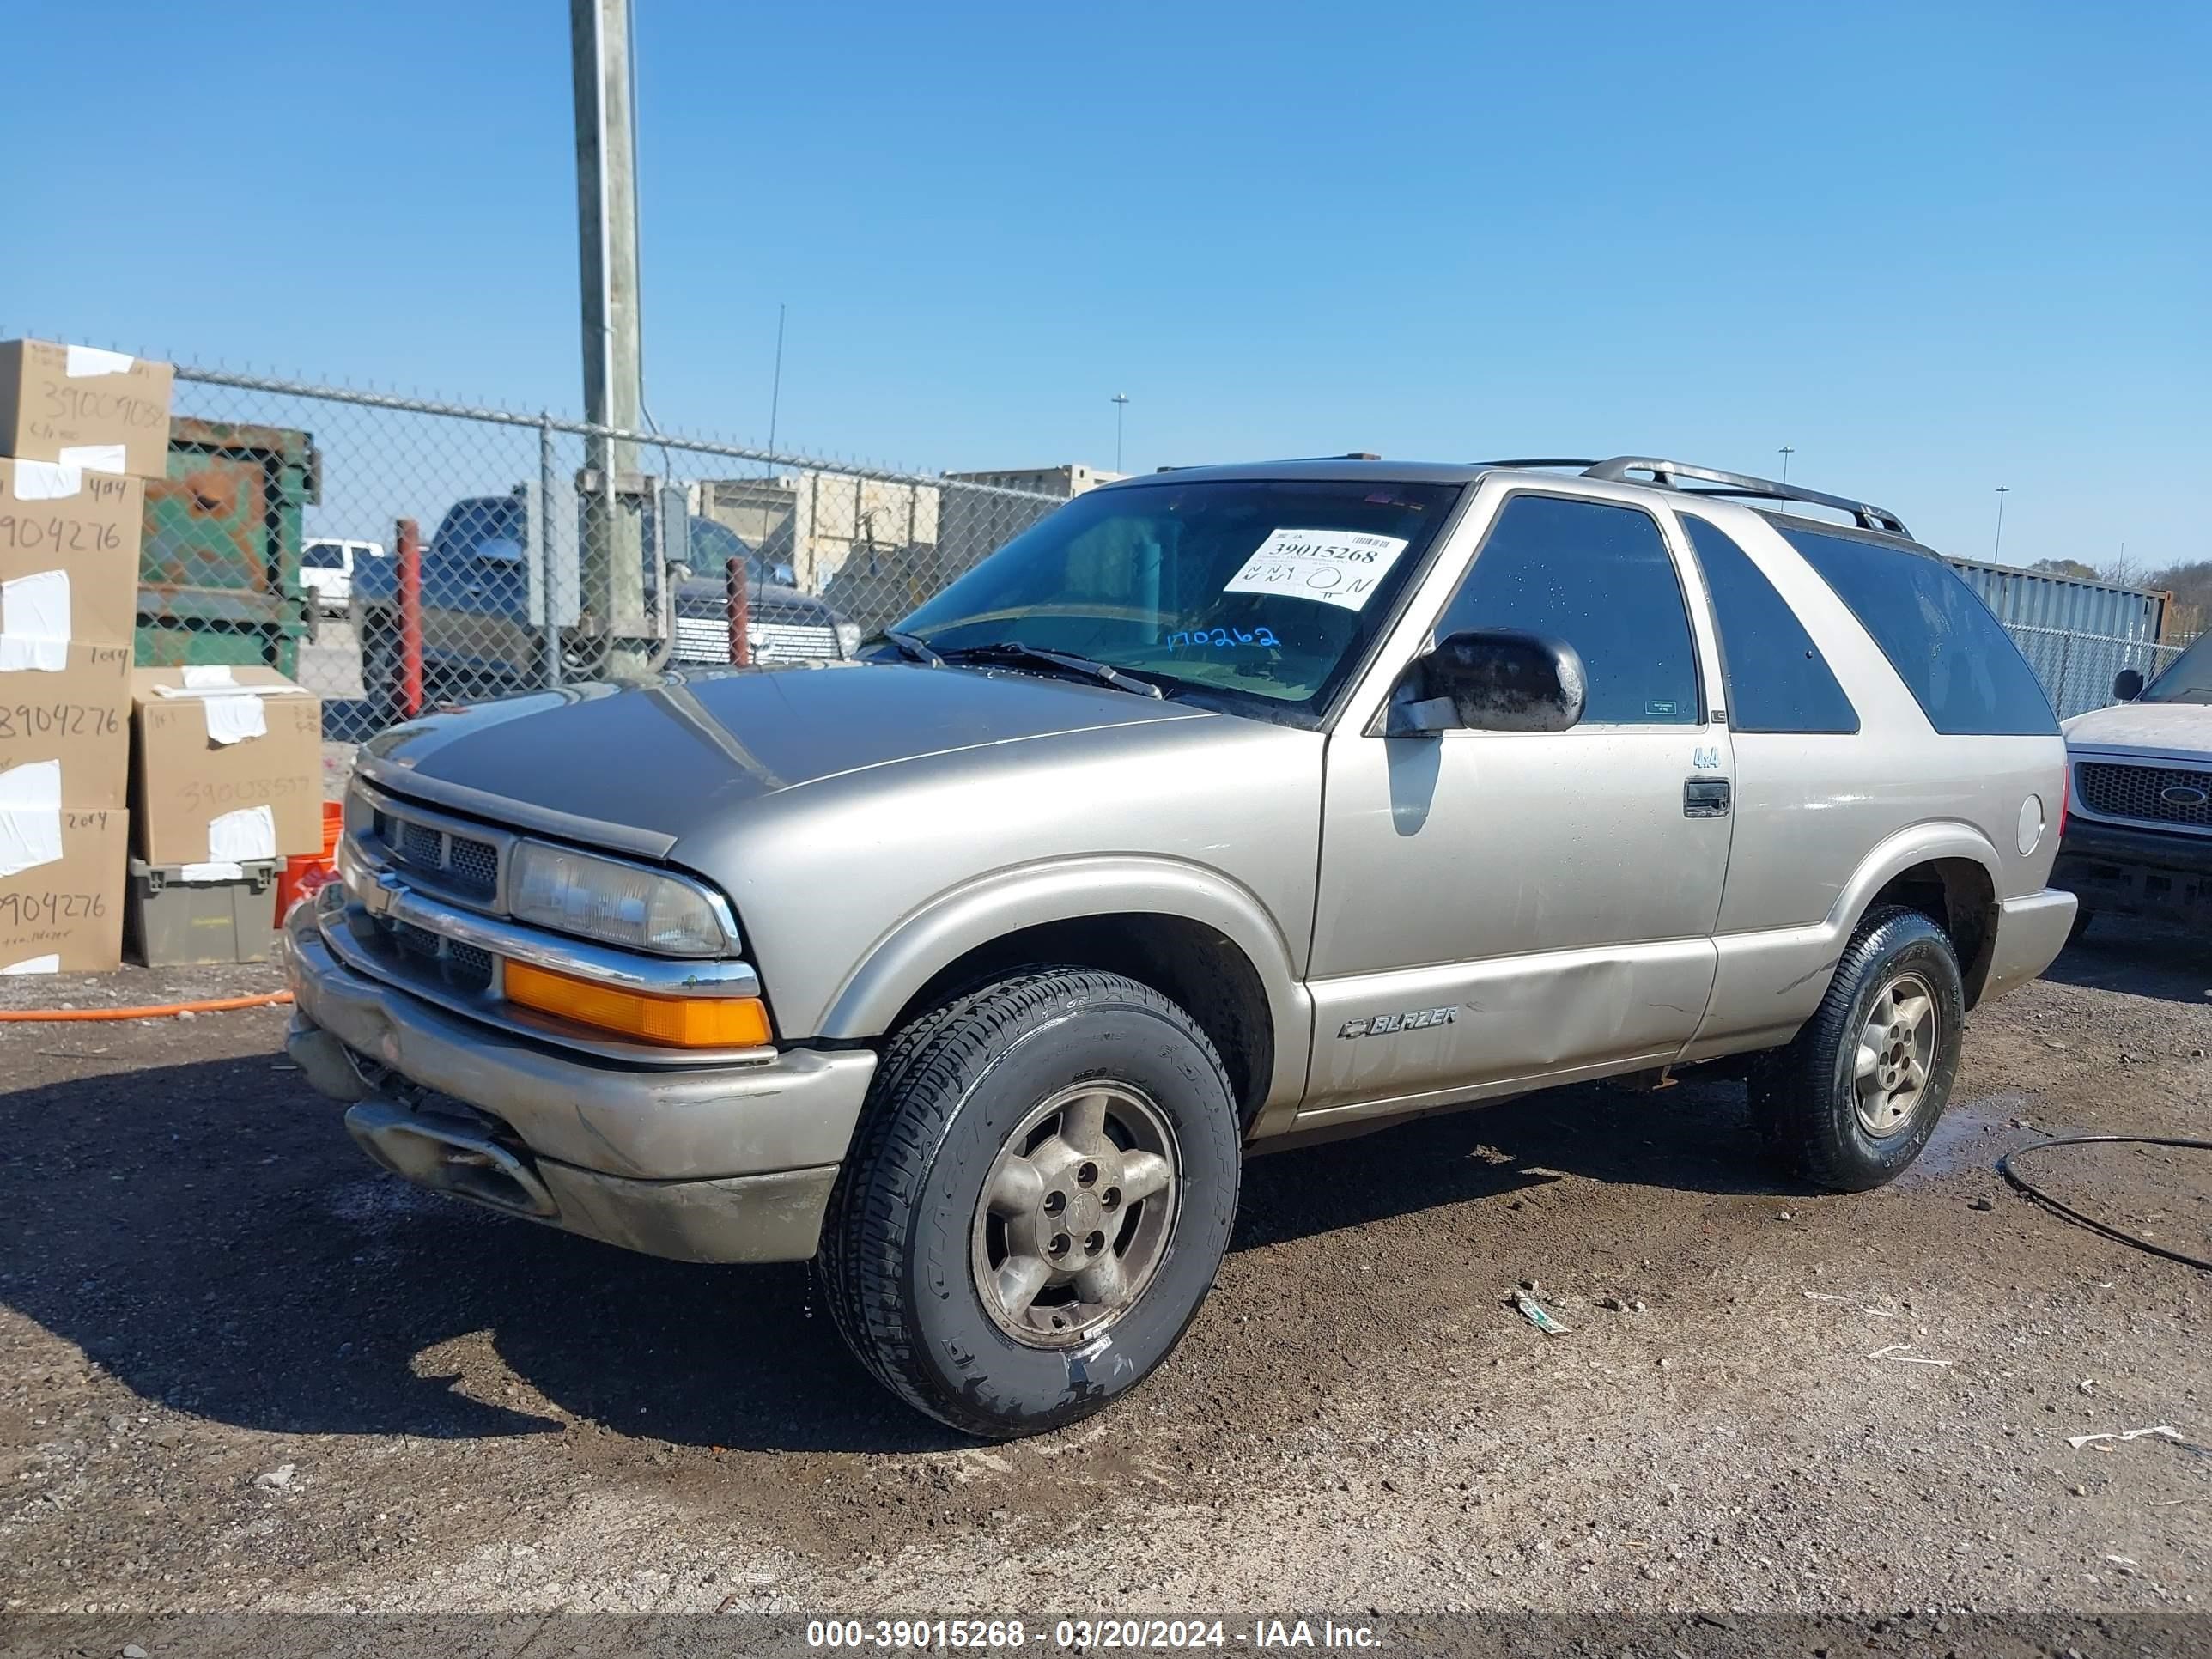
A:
[2055,633,2212,936]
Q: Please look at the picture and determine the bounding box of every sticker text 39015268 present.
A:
[1223,528,1410,612]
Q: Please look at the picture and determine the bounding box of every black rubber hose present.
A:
[1996,1134,2212,1273]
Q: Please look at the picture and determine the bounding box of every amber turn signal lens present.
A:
[503,960,771,1048]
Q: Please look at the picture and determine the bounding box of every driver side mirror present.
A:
[2113,667,2145,702]
[1388,629,1586,735]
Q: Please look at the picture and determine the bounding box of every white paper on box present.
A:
[0,759,64,878]
[1222,527,1410,612]
[2,954,60,975]
[208,805,276,864]
[9,460,82,501]
[179,861,246,883]
[57,444,127,475]
[64,345,136,378]
[183,665,237,688]
[0,569,70,672]
[203,694,268,744]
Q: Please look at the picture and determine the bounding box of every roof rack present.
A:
[1580,456,1911,538]
[1473,458,1601,471]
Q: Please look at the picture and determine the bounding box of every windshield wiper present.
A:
[939,641,1164,699]
[872,629,945,665]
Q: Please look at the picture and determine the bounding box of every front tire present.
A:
[817,969,1241,1438]
[1750,906,1966,1192]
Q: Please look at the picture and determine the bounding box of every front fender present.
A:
[816,854,1312,1111]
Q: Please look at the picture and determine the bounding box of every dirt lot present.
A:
[1,927,2206,1621]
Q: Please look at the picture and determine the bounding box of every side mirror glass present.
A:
[2113,667,2145,702]
[771,562,798,588]
[475,536,525,564]
[1394,629,1587,734]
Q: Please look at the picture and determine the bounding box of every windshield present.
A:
[2142,633,2212,704]
[890,477,1462,723]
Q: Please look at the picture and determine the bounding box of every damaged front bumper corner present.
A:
[280,902,875,1263]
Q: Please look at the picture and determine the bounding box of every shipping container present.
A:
[1943,556,2180,721]
[137,416,319,677]
[1942,555,2167,642]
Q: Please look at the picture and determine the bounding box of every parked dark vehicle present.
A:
[349,494,854,721]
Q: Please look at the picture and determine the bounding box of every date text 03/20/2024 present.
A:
[805,1619,1381,1650]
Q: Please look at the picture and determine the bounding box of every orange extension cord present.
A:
[0,992,294,1023]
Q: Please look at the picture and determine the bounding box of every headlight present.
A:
[507,841,732,957]
[836,622,863,657]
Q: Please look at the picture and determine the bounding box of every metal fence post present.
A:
[726,557,751,665]
[540,416,563,688]
[395,517,423,719]
[2055,631,2073,720]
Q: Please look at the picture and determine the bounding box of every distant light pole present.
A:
[1994,485,2011,559]
[1778,444,1795,483]
[1112,392,1130,473]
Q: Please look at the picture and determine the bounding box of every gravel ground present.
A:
[1,923,2206,1621]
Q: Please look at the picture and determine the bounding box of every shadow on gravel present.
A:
[1234,1069,1797,1250]
[0,1054,1787,1455]
[2043,920,2211,1008]
[0,1056,956,1457]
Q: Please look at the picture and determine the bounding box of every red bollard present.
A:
[726,556,751,665]
[396,516,423,717]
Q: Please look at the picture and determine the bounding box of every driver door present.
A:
[1301,488,1734,1120]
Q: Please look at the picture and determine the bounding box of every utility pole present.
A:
[1778,444,1795,483]
[1112,392,1129,474]
[1993,485,2010,560]
[571,0,650,678]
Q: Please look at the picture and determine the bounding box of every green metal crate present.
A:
[137,416,319,678]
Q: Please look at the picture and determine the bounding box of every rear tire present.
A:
[817,969,1241,1438]
[1749,906,1966,1193]
[2067,905,2094,946]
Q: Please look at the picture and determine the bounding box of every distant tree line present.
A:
[2029,556,2211,640]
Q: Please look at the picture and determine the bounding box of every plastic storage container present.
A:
[125,859,280,966]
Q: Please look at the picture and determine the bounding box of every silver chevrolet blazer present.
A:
[283,455,2076,1437]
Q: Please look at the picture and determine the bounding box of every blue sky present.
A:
[5,2,2206,572]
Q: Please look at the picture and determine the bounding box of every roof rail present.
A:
[1474,457,1601,471]
[1581,456,1911,538]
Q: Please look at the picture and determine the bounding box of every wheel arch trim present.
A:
[815,854,1311,1110]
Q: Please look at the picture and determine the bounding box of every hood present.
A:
[2062,699,2212,763]
[358,661,1209,857]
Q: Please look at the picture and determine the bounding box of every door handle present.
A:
[1683,777,1731,818]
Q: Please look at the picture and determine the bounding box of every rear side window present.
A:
[1437,494,1700,724]
[1780,526,2057,737]
[1678,515,1858,734]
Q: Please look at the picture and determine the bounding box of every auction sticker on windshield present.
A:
[1224,528,1410,612]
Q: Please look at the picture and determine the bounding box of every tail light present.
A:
[2057,768,2069,839]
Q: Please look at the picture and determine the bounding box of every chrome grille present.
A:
[380,915,495,994]
[2077,761,2212,830]
[374,804,500,900]
[673,616,840,665]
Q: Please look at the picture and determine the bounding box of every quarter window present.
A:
[1678,514,1858,734]
[1781,525,2057,737]
[1437,495,1700,725]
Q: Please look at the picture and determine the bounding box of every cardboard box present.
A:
[0,341,174,481]
[130,666,321,865]
[1,459,143,652]
[0,803,126,975]
[0,641,132,811]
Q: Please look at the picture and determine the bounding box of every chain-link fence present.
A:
[156,362,2197,744]
[162,366,1070,739]
[1998,621,2194,722]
